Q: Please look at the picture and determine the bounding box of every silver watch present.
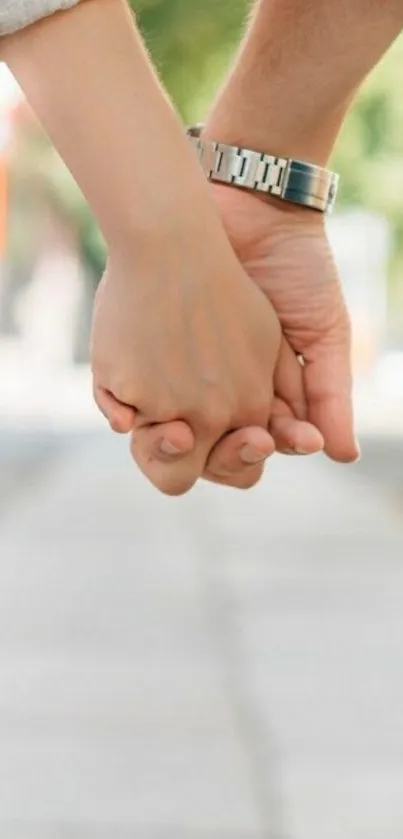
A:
[187,124,339,214]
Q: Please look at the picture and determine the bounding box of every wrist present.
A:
[209,180,326,235]
[98,134,215,253]
[106,173,228,271]
[190,121,338,217]
[204,93,349,169]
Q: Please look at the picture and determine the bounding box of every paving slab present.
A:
[0,431,403,838]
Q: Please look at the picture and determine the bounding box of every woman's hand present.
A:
[3,0,324,495]
[91,214,324,495]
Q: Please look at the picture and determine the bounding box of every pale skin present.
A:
[1,0,322,496]
[3,0,403,494]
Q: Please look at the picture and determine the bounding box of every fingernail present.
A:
[159,439,181,456]
[283,447,308,456]
[240,445,269,465]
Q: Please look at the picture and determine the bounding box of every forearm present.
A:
[206,0,403,165]
[1,0,210,248]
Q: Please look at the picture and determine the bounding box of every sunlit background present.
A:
[1,3,403,838]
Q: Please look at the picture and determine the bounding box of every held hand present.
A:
[91,219,323,495]
[210,185,359,463]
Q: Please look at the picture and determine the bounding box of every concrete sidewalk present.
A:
[1,432,403,839]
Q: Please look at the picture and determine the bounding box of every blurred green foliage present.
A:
[133,0,247,120]
[333,36,403,285]
[14,1,403,288]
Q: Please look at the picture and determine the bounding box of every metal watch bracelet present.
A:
[187,124,339,214]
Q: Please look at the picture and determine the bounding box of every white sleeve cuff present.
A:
[0,0,80,35]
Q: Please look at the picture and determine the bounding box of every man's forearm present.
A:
[206,0,403,165]
[1,0,210,249]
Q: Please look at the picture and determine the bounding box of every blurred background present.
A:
[1,2,403,838]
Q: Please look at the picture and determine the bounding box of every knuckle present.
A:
[248,398,271,425]
[237,386,271,426]
[108,415,127,434]
[91,359,142,408]
[184,378,234,434]
[197,399,233,435]
[110,379,139,409]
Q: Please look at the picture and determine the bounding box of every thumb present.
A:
[303,338,360,463]
[93,385,136,433]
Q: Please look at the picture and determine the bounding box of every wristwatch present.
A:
[187,124,339,214]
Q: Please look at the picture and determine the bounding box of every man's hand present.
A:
[197,0,403,473]
[210,184,359,463]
